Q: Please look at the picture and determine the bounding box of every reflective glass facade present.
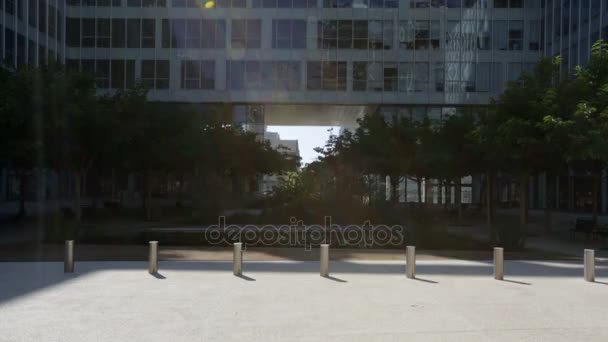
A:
[1,0,607,106]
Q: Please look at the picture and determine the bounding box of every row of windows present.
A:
[1,0,63,43]
[67,18,156,48]
[63,58,530,94]
[2,26,58,67]
[66,0,165,6]
[352,61,532,92]
[319,19,535,51]
[63,0,535,8]
[227,61,301,90]
[65,17,540,52]
[66,59,137,88]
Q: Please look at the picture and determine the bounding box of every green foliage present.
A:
[0,64,297,224]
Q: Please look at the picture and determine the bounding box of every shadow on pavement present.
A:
[1,259,607,306]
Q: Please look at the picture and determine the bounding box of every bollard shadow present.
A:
[501,279,531,286]
[412,277,438,284]
[234,274,256,281]
[323,275,347,283]
[593,280,608,285]
[236,274,256,281]
[150,272,166,279]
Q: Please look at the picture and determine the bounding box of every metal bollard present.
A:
[233,243,243,276]
[320,244,329,277]
[406,246,416,279]
[148,241,158,274]
[494,247,504,280]
[584,249,595,282]
[64,240,74,273]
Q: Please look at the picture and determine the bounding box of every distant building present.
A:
[260,131,300,195]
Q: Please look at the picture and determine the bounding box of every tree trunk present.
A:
[544,173,552,234]
[416,176,422,206]
[74,169,82,224]
[17,173,27,218]
[486,170,495,242]
[519,174,528,229]
[454,177,462,223]
[592,171,600,223]
[145,172,152,221]
[390,175,399,205]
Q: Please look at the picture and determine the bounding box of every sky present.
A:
[266,125,341,166]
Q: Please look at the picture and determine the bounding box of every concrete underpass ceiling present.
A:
[263,105,371,127]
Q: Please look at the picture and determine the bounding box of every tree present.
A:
[0,66,46,217]
[545,40,608,222]
[43,66,112,223]
[491,57,568,234]
[435,113,480,221]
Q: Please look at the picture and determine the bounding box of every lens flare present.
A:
[204,0,215,8]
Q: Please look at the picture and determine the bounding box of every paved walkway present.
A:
[0,260,607,341]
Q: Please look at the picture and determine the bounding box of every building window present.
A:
[353,62,367,91]
[185,19,201,48]
[141,60,170,89]
[253,0,316,7]
[215,0,247,7]
[181,60,215,89]
[353,21,368,49]
[111,60,136,89]
[352,62,398,92]
[398,62,428,92]
[495,0,520,7]
[82,18,95,47]
[400,20,439,50]
[127,19,141,48]
[529,20,540,51]
[273,62,301,90]
[48,5,57,39]
[38,1,47,33]
[226,61,300,91]
[508,21,523,50]
[476,62,490,92]
[227,61,261,90]
[369,20,393,50]
[307,61,347,91]
[231,20,261,49]
[493,20,508,50]
[325,0,397,7]
[97,19,111,48]
[96,60,110,88]
[272,20,307,49]
[202,20,226,48]
[162,19,225,49]
[69,59,135,89]
[142,19,156,48]
[67,18,80,47]
[320,20,392,50]
[444,62,476,92]
[435,62,445,92]
[128,0,167,6]
[112,19,126,48]
[28,0,37,28]
[318,21,337,49]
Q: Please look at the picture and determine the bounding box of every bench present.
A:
[570,218,596,240]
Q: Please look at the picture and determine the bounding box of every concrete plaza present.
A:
[0,259,607,341]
